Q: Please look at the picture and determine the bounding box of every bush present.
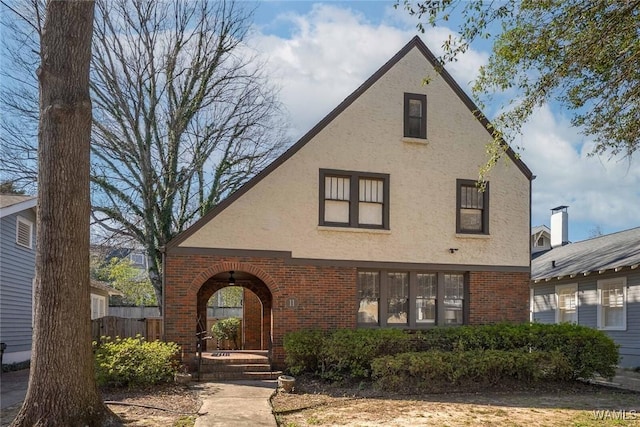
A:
[283,323,618,382]
[283,329,327,376]
[211,318,241,350]
[284,328,415,380]
[319,329,414,380]
[2,360,30,373]
[411,323,618,379]
[371,350,573,393]
[94,336,180,387]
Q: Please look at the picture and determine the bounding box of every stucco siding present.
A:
[179,46,530,268]
[0,209,36,361]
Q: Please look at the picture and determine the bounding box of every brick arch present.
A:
[186,261,280,298]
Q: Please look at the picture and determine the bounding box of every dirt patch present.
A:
[271,378,640,426]
[1,384,201,427]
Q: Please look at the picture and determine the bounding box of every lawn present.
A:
[271,379,640,426]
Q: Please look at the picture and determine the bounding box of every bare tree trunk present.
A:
[11,1,119,425]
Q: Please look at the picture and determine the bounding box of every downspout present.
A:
[160,246,166,341]
[529,175,536,323]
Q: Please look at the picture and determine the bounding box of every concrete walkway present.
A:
[591,368,640,392]
[0,369,29,410]
[193,380,277,427]
[1,371,278,426]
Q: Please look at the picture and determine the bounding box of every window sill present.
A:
[455,233,490,239]
[401,137,428,145]
[598,326,627,332]
[318,226,391,235]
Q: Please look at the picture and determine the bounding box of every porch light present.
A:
[228,271,236,286]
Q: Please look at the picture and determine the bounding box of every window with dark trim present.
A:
[319,169,389,229]
[404,93,426,139]
[358,270,467,327]
[456,179,489,234]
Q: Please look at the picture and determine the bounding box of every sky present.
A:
[243,1,640,243]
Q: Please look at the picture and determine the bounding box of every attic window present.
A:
[16,216,33,249]
[404,93,426,139]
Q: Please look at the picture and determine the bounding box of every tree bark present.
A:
[11,1,119,425]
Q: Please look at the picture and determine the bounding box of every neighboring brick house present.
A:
[164,36,533,368]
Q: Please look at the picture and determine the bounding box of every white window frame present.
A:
[597,277,627,331]
[130,252,145,267]
[16,216,34,249]
[555,283,578,324]
[91,294,107,320]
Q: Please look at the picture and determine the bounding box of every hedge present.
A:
[371,350,573,393]
[283,323,618,382]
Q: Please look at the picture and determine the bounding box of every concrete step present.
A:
[194,349,278,381]
[199,363,272,373]
[201,356,269,365]
[196,370,283,381]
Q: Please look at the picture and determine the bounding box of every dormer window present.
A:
[404,93,426,139]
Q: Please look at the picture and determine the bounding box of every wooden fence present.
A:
[91,316,163,342]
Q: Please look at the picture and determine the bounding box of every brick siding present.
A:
[165,253,529,368]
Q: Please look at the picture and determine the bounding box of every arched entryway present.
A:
[195,270,272,353]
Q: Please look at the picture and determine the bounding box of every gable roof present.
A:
[532,227,640,282]
[166,36,533,251]
[90,280,124,296]
[531,225,550,236]
[0,194,37,219]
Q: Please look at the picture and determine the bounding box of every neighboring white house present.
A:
[0,194,37,364]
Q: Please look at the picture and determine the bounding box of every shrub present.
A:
[527,322,619,379]
[284,328,414,380]
[1,360,30,373]
[284,323,618,382]
[413,323,618,379]
[283,329,327,376]
[319,328,413,380]
[211,318,241,350]
[94,336,180,387]
[371,350,573,393]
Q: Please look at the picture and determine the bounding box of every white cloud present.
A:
[520,105,640,240]
[249,4,487,139]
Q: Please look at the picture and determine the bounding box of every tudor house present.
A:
[163,36,534,367]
